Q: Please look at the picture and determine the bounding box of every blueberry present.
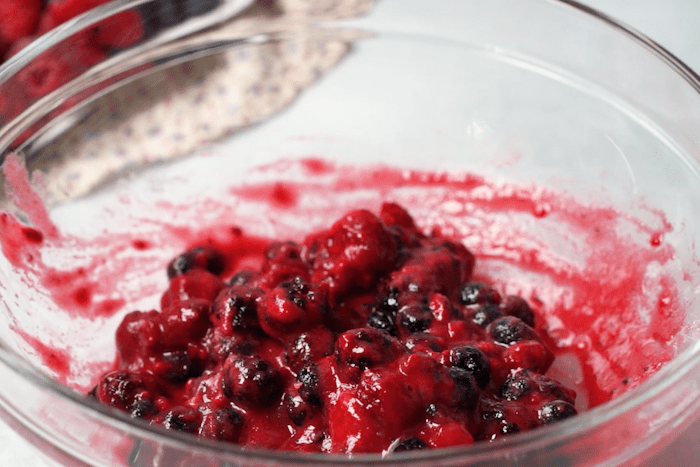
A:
[404,332,446,354]
[539,401,577,425]
[95,370,149,412]
[130,399,158,419]
[501,372,533,401]
[201,408,245,442]
[297,363,322,406]
[450,345,491,389]
[285,394,310,426]
[501,295,536,328]
[157,351,199,383]
[167,246,225,279]
[160,406,202,433]
[366,292,401,335]
[468,303,502,327]
[335,327,403,369]
[396,303,433,334]
[211,285,262,332]
[458,281,501,306]
[228,269,258,286]
[393,437,427,452]
[221,355,283,407]
[488,316,537,345]
[449,367,479,408]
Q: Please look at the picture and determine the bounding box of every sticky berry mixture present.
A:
[90,202,576,454]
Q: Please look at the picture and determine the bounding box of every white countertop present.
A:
[1,1,699,465]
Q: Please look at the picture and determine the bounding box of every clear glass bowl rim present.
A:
[0,0,699,463]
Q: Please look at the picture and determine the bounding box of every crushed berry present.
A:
[92,203,575,453]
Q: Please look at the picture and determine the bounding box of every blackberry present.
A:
[450,345,491,389]
[539,401,577,425]
[221,355,283,407]
[393,436,427,452]
[458,281,501,306]
[167,245,225,279]
[501,295,536,328]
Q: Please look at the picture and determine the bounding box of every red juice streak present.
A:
[15,329,71,381]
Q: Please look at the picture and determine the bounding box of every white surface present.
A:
[1,1,699,465]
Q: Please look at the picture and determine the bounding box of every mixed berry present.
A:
[89,202,577,454]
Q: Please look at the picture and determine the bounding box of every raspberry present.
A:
[284,327,335,372]
[305,209,399,299]
[93,10,144,50]
[46,0,112,25]
[159,298,211,348]
[258,277,327,340]
[115,310,162,367]
[0,0,41,46]
[334,327,404,370]
[160,269,225,309]
[167,245,226,279]
[403,332,446,355]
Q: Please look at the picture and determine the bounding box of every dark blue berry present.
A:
[501,295,536,327]
[335,327,403,369]
[501,372,533,400]
[488,316,537,345]
[459,281,501,306]
[449,367,479,408]
[396,303,433,334]
[202,408,245,442]
[167,246,225,279]
[161,406,202,433]
[394,437,427,452]
[539,401,577,424]
[211,285,262,331]
[221,355,283,407]
[285,394,311,426]
[157,351,198,383]
[450,345,491,389]
[468,302,502,327]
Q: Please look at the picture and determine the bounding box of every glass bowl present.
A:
[1,0,700,465]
